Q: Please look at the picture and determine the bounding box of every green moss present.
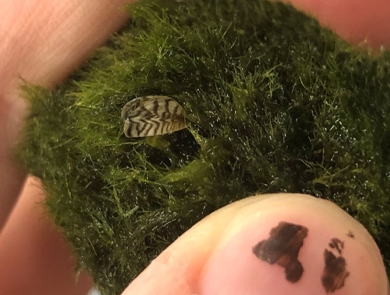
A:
[18,0,390,293]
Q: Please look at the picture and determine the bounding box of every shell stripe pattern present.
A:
[121,96,187,138]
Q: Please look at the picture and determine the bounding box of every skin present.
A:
[0,0,389,294]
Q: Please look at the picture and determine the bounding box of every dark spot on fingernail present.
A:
[321,237,350,293]
[285,260,304,282]
[328,238,344,255]
[346,231,354,239]
[252,221,308,283]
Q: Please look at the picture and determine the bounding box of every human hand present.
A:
[0,0,389,294]
[0,1,133,294]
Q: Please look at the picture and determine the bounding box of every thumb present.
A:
[122,193,388,295]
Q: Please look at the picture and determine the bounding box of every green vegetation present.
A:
[18,0,390,293]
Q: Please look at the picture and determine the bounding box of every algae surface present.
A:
[19,0,390,293]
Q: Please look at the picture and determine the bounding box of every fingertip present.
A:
[199,194,387,295]
[286,0,390,48]
[122,194,388,295]
[0,176,92,295]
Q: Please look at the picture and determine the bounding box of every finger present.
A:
[122,194,388,295]
[0,0,135,229]
[0,1,137,293]
[0,176,92,295]
[0,0,132,90]
[288,0,390,48]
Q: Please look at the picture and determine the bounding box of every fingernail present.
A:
[198,207,386,295]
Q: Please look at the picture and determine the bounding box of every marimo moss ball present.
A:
[19,0,390,294]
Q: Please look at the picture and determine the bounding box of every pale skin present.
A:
[0,0,389,294]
